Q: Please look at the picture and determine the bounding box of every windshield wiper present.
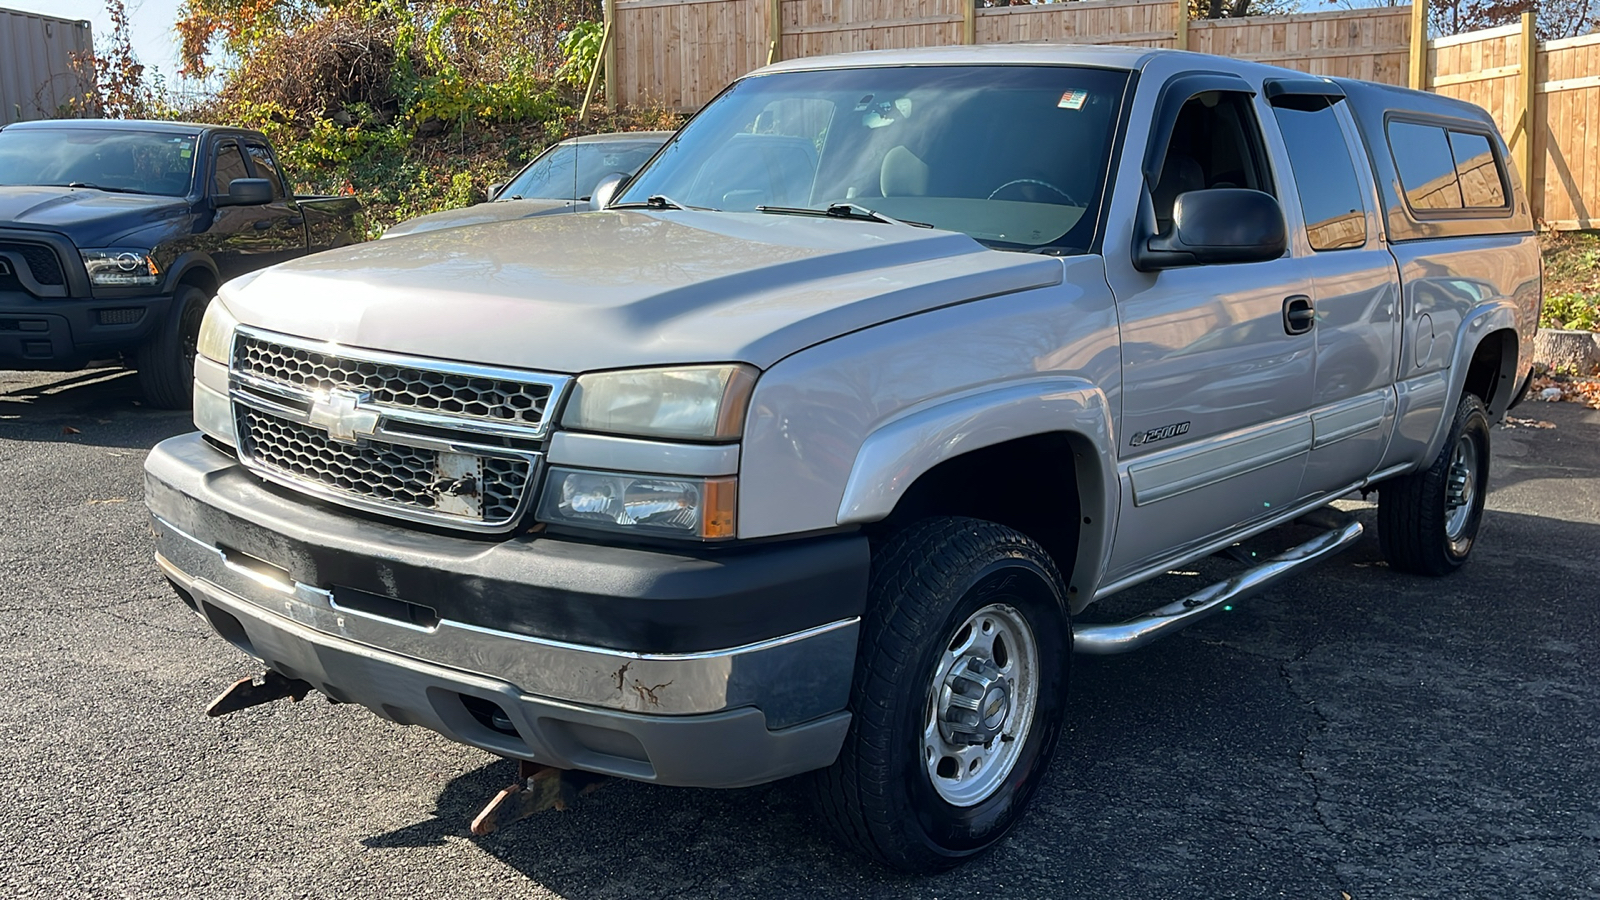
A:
[61,182,153,195]
[755,202,931,228]
[611,194,713,211]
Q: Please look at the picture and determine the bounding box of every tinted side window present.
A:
[1448,131,1506,208]
[1154,91,1275,233]
[244,143,286,199]
[212,141,249,195]
[1272,100,1365,251]
[1389,121,1461,212]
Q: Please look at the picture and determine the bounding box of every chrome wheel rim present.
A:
[922,602,1039,807]
[1444,431,1480,541]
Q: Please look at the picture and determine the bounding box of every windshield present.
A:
[503,139,666,200]
[0,128,197,197]
[617,65,1130,252]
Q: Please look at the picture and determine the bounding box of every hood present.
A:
[221,210,1065,373]
[0,186,191,247]
[381,198,578,238]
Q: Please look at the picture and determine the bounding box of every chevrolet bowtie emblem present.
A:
[308,389,380,444]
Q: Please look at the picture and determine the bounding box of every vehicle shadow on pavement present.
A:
[357,498,1600,898]
[0,369,192,450]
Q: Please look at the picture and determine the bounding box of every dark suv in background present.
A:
[0,119,363,407]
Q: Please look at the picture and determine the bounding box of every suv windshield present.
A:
[0,128,198,197]
[503,139,665,200]
[617,65,1130,252]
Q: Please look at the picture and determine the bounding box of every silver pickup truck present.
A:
[144,45,1541,871]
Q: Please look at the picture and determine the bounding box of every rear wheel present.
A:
[1378,393,1491,575]
[809,517,1071,872]
[137,283,210,409]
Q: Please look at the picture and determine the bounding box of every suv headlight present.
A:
[537,467,736,540]
[80,249,161,287]
[562,364,758,441]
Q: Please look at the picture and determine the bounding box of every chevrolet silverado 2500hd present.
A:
[144,45,1540,871]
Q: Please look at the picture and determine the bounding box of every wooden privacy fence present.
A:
[597,0,1598,229]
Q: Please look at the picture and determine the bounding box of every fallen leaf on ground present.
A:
[1527,374,1600,409]
[61,425,81,435]
[1504,416,1556,429]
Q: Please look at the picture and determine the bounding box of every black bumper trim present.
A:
[144,432,871,654]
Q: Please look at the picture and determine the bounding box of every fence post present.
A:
[962,0,975,45]
[1408,1,1427,90]
[579,20,612,122]
[1517,9,1537,211]
[603,0,618,111]
[769,0,783,63]
[1174,0,1187,51]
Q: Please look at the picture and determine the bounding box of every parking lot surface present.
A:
[2,367,1597,899]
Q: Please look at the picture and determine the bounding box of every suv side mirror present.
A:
[589,173,630,211]
[216,178,273,207]
[1134,188,1287,271]
[486,182,506,202]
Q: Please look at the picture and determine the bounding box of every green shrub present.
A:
[1542,292,1600,332]
[557,20,605,89]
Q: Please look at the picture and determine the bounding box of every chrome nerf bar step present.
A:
[1073,519,1365,655]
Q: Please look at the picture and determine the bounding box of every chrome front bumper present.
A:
[146,430,862,787]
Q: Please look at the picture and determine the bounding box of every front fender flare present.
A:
[835,377,1118,607]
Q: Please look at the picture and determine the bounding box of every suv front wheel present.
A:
[810,517,1071,872]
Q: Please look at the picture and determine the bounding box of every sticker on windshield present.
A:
[1057,90,1088,110]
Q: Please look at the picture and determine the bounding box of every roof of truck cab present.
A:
[753,43,1160,75]
[561,130,676,144]
[0,118,252,135]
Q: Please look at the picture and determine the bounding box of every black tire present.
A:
[809,517,1071,873]
[136,283,211,410]
[1378,392,1491,575]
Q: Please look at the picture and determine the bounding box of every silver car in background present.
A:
[380,131,672,238]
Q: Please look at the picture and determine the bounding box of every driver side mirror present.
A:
[216,178,273,207]
[589,173,630,211]
[485,182,506,203]
[1134,188,1287,271]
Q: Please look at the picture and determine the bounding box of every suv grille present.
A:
[236,333,553,428]
[0,242,65,286]
[228,328,568,533]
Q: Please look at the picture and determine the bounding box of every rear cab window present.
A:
[1387,119,1511,215]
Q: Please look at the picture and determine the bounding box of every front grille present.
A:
[235,333,554,430]
[0,242,65,286]
[227,327,566,532]
[238,410,530,526]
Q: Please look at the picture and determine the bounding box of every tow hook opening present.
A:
[460,695,522,737]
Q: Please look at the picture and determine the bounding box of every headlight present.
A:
[562,364,758,441]
[537,466,736,540]
[80,249,161,287]
[195,301,240,364]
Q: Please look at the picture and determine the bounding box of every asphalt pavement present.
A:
[1,367,1596,900]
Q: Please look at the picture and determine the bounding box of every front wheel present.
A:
[809,517,1071,872]
[1378,392,1491,575]
[136,283,210,410]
